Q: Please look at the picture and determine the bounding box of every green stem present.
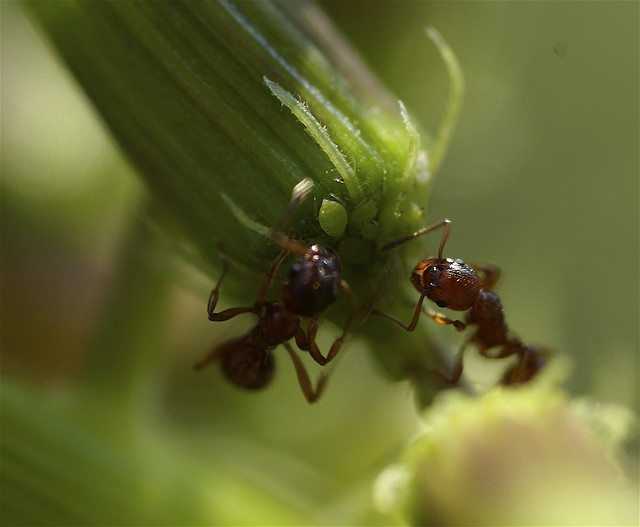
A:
[29,0,464,395]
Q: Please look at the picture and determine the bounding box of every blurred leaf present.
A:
[84,201,174,413]
[0,382,149,526]
[0,381,316,526]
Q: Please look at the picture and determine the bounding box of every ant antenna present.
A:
[270,178,315,255]
[382,218,451,258]
[270,178,314,234]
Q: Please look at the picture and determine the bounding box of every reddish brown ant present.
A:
[374,218,548,387]
[194,180,354,403]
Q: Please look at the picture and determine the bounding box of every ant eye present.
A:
[425,265,441,289]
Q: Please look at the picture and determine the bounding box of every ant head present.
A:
[412,257,480,311]
[219,339,275,390]
[282,244,341,317]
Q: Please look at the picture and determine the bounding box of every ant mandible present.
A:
[374,218,548,386]
[194,180,354,403]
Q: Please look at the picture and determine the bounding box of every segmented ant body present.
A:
[376,219,548,386]
[195,182,353,403]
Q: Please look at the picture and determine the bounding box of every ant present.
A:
[194,180,354,403]
[374,218,548,387]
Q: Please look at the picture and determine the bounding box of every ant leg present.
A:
[270,231,308,256]
[296,319,329,366]
[256,249,289,304]
[382,218,451,258]
[209,306,256,322]
[431,355,464,385]
[193,342,227,371]
[294,281,357,367]
[294,317,350,366]
[339,280,356,311]
[423,307,467,332]
[207,261,228,316]
[209,249,289,321]
[193,353,217,371]
[429,340,468,385]
[471,263,501,291]
[337,279,362,329]
[322,279,361,362]
[207,262,256,321]
[323,316,353,364]
[501,347,548,385]
[284,343,329,404]
[372,295,426,332]
[479,341,521,360]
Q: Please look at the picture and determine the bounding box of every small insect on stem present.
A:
[374,218,549,387]
[195,179,355,404]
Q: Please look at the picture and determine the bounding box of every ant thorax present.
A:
[411,257,480,311]
[256,302,299,346]
[282,244,341,317]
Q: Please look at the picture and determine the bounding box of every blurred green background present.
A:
[2,1,637,525]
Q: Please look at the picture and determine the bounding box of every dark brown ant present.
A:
[374,218,548,387]
[194,181,353,403]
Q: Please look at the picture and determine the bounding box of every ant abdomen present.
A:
[219,339,275,390]
[282,244,341,317]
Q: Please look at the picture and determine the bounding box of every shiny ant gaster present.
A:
[375,219,548,386]
[194,182,353,403]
